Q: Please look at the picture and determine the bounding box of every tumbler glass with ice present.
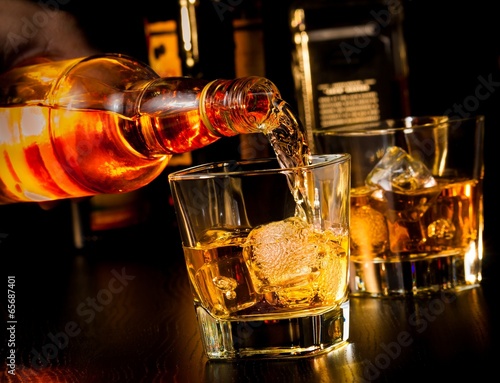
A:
[168,154,351,359]
[314,116,485,297]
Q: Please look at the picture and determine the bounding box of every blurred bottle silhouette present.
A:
[232,0,272,160]
[289,0,410,152]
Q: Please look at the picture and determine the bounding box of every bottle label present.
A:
[317,78,381,127]
[294,24,396,130]
[291,8,410,152]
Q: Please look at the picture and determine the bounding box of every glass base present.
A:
[196,300,350,360]
[349,251,482,298]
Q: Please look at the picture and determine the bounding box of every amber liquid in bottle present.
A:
[0,104,225,203]
[0,54,308,205]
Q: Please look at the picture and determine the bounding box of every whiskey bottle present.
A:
[289,0,410,152]
[0,54,283,204]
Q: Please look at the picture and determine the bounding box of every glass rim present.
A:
[168,153,350,181]
[312,115,485,136]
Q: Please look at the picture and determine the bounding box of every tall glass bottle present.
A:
[232,0,272,159]
[177,0,240,165]
[178,0,201,78]
[0,54,282,205]
[289,0,410,152]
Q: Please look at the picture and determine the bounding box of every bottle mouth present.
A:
[200,77,282,136]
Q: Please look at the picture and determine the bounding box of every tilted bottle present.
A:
[0,54,282,204]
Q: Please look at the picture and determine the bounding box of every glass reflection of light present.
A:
[465,240,481,283]
[310,342,362,379]
[464,179,483,284]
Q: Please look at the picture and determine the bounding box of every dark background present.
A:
[1,0,497,278]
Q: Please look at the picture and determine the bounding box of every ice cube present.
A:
[242,217,317,293]
[242,216,348,296]
[351,207,388,256]
[366,146,437,192]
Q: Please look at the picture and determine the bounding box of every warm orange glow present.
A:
[0,106,168,203]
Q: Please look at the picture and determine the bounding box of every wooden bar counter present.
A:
[1,199,498,383]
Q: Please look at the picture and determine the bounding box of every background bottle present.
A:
[177,0,241,165]
[231,0,273,160]
[0,54,282,205]
[289,0,410,152]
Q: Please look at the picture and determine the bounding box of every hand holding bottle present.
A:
[0,53,284,205]
[0,0,98,73]
[1,0,99,209]
[0,1,286,206]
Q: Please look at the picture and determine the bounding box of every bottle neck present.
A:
[130,76,282,157]
[200,76,282,136]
